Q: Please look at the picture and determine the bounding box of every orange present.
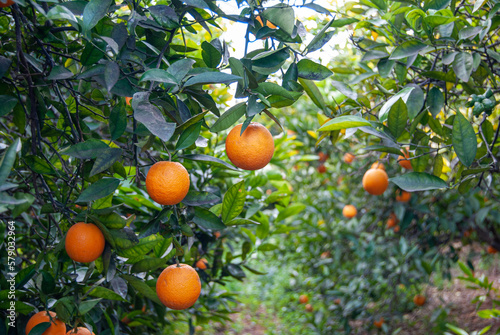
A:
[0,0,14,8]
[393,225,400,233]
[487,246,498,254]
[320,251,331,259]
[225,123,274,170]
[413,294,426,306]
[343,153,355,164]
[464,229,473,238]
[156,264,201,310]
[65,222,105,263]
[214,231,221,239]
[371,162,385,170]
[337,176,344,185]
[398,148,412,170]
[396,190,411,203]
[334,298,341,305]
[305,304,313,312]
[125,97,132,106]
[386,217,397,229]
[66,328,95,335]
[362,168,389,195]
[145,161,190,205]
[317,164,326,174]
[256,15,277,29]
[342,205,357,218]
[26,311,66,335]
[318,152,328,162]
[195,258,208,270]
[299,295,309,304]
[373,317,384,328]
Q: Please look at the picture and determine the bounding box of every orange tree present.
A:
[259,0,500,332]
[0,0,339,333]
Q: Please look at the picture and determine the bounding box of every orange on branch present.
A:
[305,304,313,312]
[0,0,14,8]
[65,222,105,263]
[26,311,66,335]
[396,190,411,203]
[299,295,309,304]
[145,161,190,206]
[225,123,274,171]
[398,148,412,170]
[371,162,385,170]
[373,317,384,328]
[156,264,201,310]
[342,205,357,219]
[66,328,95,335]
[195,258,208,270]
[362,168,389,195]
[125,97,132,106]
[487,246,498,254]
[343,153,355,164]
[317,164,327,174]
[256,15,277,29]
[413,294,426,306]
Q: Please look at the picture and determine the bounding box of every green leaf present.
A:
[253,82,301,101]
[433,154,444,176]
[131,257,166,273]
[90,148,122,176]
[201,41,222,68]
[453,52,474,82]
[445,324,469,335]
[28,322,51,335]
[184,72,241,86]
[298,78,326,111]
[0,138,20,185]
[276,203,306,221]
[82,0,112,32]
[331,80,357,100]
[0,95,18,117]
[389,41,427,60]
[390,172,448,191]
[97,212,127,229]
[183,190,220,206]
[222,180,246,223]
[360,145,404,156]
[452,112,477,167]
[387,98,408,138]
[175,121,202,151]
[305,17,336,53]
[262,5,295,36]
[379,87,415,122]
[122,274,163,305]
[210,102,246,133]
[109,103,127,140]
[78,299,102,315]
[77,178,120,203]
[24,155,56,175]
[62,139,109,159]
[331,17,358,27]
[139,69,178,85]
[258,243,279,251]
[297,59,333,81]
[425,0,451,10]
[132,93,176,142]
[83,286,127,301]
[193,207,226,230]
[427,87,444,117]
[318,116,372,131]
[226,218,260,226]
[180,154,238,170]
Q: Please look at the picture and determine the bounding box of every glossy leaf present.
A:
[452,112,477,167]
[390,172,448,191]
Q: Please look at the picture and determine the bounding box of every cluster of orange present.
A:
[29,122,276,332]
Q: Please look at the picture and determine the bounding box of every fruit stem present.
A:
[175,256,180,267]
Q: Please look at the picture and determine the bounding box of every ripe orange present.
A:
[214,231,221,239]
[195,258,208,270]
[256,15,277,29]
[26,311,66,335]
[65,222,105,263]
[362,168,389,195]
[464,229,473,238]
[0,0,14,8]
[299,295,309,304]
[373,317,384,328]
[125,97,132,106]
[145,161,190,205]
[334,298,341,305]
[398,148,412,170]
[371,162,385,170]
[320,251,331,259]
[343,153,355,164]
[487,246,498,254]
[317,164,326,174]
[342,205,357,218]
[318,152,328,162]
[225,123,274,170]
[393,225,400,233]
[413,294,426,306]
[396,190,411,203]
[386,213,397,228]
[305,303,313,312]
[66,328,95,335]
[156,264,201,310]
